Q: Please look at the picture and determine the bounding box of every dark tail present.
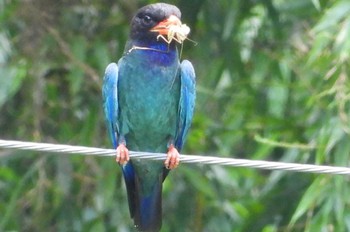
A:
[133,176,163,232]
[122,163,167,232]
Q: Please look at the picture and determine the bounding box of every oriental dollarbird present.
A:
[102,3,196,232]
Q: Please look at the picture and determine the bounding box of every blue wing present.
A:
[102,62,136,220]
[175,60,196,150]
[102,63,119,149]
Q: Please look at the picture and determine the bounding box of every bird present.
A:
[102,3,196,232]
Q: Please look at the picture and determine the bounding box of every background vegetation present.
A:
[1,0,350,231]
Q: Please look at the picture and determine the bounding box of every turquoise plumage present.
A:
[102,3,195,231]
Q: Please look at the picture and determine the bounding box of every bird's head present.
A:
[130,3,190,46]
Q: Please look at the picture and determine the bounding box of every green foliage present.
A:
[1,0,350,231]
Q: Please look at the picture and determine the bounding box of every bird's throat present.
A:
[126,41,178,66]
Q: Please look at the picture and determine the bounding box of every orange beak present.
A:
[150,15,182,35]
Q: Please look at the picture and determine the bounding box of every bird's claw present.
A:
[116,144,129,165]
[165,145,180,169]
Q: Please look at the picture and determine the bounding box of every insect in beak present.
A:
[150,15,191,44]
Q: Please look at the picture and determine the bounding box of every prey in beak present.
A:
[150,15,190,44]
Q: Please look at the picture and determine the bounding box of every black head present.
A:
[130,3,182,44]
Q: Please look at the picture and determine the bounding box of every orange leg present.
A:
[165,144,180,169]
[116,143,129,165]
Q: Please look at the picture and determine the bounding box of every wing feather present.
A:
[175,60,196,150]
[102,63,119,148]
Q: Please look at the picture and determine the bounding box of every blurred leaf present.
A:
[182,166,215,198]
[290,176,329,226]
[0,61,26,108]
[0,157,42,230]
[311,0,321,11]
[262,225,277,232]
[313,1,350,32]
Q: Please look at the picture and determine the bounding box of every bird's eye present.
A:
[142,15,153,25]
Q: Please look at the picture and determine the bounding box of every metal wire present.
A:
[1,139,350,175]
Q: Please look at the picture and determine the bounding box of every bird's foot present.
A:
[116,144,129,165]
[165,144,180,169]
